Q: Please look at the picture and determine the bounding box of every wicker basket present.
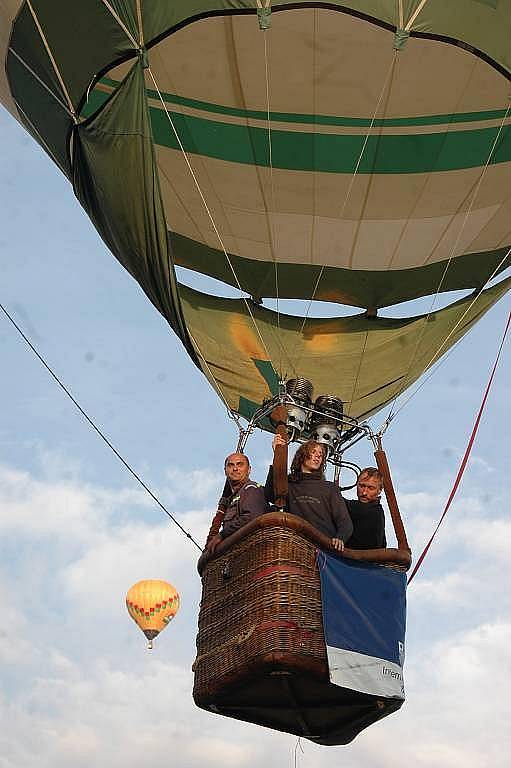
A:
[193,513,408,744]
[194,523,326,699]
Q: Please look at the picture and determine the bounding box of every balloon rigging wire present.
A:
[257,32,298,378]
[405,0,430,32]
[362,55,482,422]
[263,30,283,379]
[187,328,243,430]
[345,329,370,420]
[398,0,405,29]
[146,67,276,370]
[0,301,203,551]
[343,54,399,418]
[407,303,511,584]
[389,248,511,422]
[26,0,76,120]
[386,56,479,274]
[8,48,72,118]
[135,0,144,46]
[290,52,398,373]
[100,0,139,48]
[293,736,305,768]
[157,121,241,430]
[386,102,511,421]
[13,99,68,175]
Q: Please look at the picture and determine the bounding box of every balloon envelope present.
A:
[2,3,510,422]
[126,579,180,646]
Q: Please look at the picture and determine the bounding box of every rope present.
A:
[398,0,404,29]
[263,31,282,377]
[100,0,139,47]
[187,329,243,431]
[253,32,297,378]
[8,49,71,118]
[386,334,464,422]
[390,248,511,421]
[345,328,369,419]
[14,99,68,175]
[405,0,430,31]
[294,737,304,768]
[291,53,398,373]
[408,305,511,584]
[0,301,202,551]
[387,104,511,420]
[26,0,76,120]
[147,67,275,368]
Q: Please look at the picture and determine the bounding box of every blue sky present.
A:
[1,103,511,768]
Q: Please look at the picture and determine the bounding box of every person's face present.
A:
[356,473,382,503]
[225,453,250,484]
[301,444,325,474]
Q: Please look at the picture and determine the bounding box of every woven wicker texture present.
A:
[193,525,326,699]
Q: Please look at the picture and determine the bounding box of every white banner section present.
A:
[327,646,405,700]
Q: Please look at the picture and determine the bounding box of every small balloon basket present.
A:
[194,513,410,746]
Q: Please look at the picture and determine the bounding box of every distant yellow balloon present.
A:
[126,579,180,649]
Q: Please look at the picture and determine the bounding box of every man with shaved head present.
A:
[205,452,267,553]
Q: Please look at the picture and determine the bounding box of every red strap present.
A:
[205,509,225,546]
[408,307,511,584]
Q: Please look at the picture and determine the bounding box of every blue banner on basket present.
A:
[317,553,407,700]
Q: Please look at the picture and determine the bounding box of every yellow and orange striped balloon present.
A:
[126,579,180,649]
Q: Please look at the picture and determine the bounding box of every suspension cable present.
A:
[291,52,398,372]
[384,333,465,425]
[187,328,243,432]
[162,205,240,432]
[408,304,511,584]
[146,67,276,369]
[390,249,511,422]
[248,30,298,379]
[387,104,511,420]
[262,30,283,378]
[0,301,202,550]
[345,329,369,419]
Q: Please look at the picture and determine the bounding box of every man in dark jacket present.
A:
[205,453,267,552]
[266,436,353,551]
[346,467,387,550]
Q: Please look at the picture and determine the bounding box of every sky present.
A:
[1,100,511,768]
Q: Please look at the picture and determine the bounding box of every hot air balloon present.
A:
[2,0,510,746]
[126,579,180,650]
[2,1,509,427]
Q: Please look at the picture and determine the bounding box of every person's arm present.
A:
[205,533,223,553]
[203,480,231,552]
[376,502,387,548]
[330,488,354,543]
[265,465,275,505]
[343,498,356,547]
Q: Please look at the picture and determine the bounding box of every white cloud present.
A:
[0,464,147,543]
[164,467,223,503]
[468,454,495,473]
[1,461,511,767]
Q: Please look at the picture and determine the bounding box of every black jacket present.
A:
[345,499,387,549]
[265,467,353,541]
[221,480,267,538]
